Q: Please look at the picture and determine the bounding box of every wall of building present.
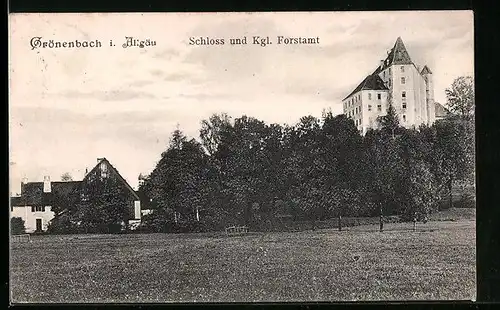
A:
[360,90,389,134]
[343,64,435,134]
[11,206,55,233]
[423,73,436,125]
[387,64,430,128]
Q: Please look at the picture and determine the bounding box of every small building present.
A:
[10,158,141,233]
[434,102,451,121]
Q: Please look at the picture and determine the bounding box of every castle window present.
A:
[401,77,406,84]
[402,91,406,98]
[377,93,381,100]
[368,93,372,100]
[402,102,407,109]
[402,115,407,122]
[377,104,382,112]
[368,105,372,111]
[401,66,405,72]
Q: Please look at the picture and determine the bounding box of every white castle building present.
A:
[342,37,436,135]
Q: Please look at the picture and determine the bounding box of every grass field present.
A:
[10,217,476,303]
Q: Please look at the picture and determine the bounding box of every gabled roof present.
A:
[11,158,139,207]
[421,65,433,75]
[84,158,140,201]
[435,102,450,118]
[11,181,82,207]
[343,74,389,100]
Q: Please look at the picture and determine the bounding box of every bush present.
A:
[46,214,82,234]
[11,217,26,235]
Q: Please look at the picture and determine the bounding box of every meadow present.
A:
[10,213,476,303]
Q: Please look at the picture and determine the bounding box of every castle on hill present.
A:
[342,37,437,135]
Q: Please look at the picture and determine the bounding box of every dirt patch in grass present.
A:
[10,220,475,303]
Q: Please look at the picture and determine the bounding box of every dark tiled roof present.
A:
[344,37,414,100]
[12,158,139,209]
[83,158,140,201]
[435,102,450,118]
[421,65,433,75]
[13,181,82,207]
[372,37,415,75]
[11,196,22,206]
[52,181,82,197]
[343,74,389,100]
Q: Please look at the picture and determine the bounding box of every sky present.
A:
[8,11,474,194]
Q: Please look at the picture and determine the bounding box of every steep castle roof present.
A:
[343,73,389,100]
[421,65,433,75]
[372,37,415,75]
[344,37,431,101]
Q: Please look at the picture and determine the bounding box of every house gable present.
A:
[82,158,140,201]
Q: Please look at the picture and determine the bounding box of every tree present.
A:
[431,117,475,209]
[445,76,474,119]
[397,129,440,220]
[11,217,26,235]
[377,94,400,139]
[60,172,73,181]
[199,113,232,155]
[363,129,404,218]
[143,129,212,231]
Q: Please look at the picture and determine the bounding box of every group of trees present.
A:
[138,77,474,233]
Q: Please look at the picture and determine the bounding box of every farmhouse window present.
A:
[377,93,381,100]
[33,206,45,212]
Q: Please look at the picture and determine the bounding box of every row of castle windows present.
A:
[382,66,406,83]
[368,93,383,100]
[346,94,362,107]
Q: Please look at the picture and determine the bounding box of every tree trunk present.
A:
[379,206,384,232]
[448,177,453,209]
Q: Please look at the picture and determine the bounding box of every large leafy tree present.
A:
[199,113,232,156]
[445,76,474,119]
[141,129,211,230]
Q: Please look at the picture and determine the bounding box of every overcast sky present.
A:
[9,11,473,193]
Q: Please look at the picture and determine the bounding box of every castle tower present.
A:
[342,37,435,134]
[421,65,435,125]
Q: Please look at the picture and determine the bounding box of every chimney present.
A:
[21,177,28,195]
[43,176,51,193]
[97,157,104,163]
[84,167,89,176]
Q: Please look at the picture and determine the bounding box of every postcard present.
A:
[9,11,475,303]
